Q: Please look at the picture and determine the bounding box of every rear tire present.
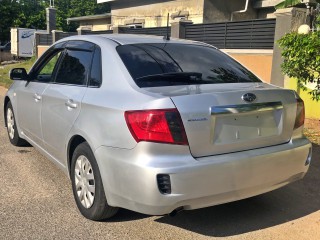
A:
[71,142,119,221]
[5,101,28,146]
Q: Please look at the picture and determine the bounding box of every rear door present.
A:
[41,41,95,163]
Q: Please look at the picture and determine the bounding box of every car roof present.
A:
[98,34,194,45]
[58,34,213,48]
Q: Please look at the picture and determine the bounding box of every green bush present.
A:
[278,31,320,101]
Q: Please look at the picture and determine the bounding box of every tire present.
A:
[71,142,119,221]
[5,101,28,146]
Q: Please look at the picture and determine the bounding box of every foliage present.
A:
[55,0,110,32]
[276,0,300,9]
[0,1,18,43]
[278,31,320,101]
[0,0,110,43]
[0,0,47,43]
[12,0,47,30]
[276,0,320,9]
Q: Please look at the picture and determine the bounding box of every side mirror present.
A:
[9,68,29,80]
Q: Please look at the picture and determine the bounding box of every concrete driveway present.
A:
[1,86,320,240]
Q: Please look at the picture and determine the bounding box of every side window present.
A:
[35,50,63,82]
[55,49,93,86]
[89,47,102,87]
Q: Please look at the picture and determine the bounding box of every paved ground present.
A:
[1,86,320,240]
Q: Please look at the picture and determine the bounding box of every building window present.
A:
[171,11,189,21]
[126,24,143,29]
[124,18,145,28]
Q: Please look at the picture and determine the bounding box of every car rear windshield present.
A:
[117,43,261,88]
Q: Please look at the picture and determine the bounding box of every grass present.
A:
[0,58,36,88]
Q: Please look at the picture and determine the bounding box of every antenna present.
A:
[163,13,170,41]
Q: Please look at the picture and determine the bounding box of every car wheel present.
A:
[5,101,27,146]
[71,142,119,221]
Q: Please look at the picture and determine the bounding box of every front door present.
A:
[16,49,63,147]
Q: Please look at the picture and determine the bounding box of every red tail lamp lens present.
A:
[294,98,305,129]
[125,109,188,145]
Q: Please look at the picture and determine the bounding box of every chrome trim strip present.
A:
[211,101,283,115]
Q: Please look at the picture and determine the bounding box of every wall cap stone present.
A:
[274,7,307,16]
[222,49,274,55]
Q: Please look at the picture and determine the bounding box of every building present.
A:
[67,13,112,31]
[67,0,282,30]
[97,0,282,28]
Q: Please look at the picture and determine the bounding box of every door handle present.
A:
[33,93,42,102]
[65,99,78,109]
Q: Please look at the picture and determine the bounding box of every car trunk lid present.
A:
[148,84,297,158]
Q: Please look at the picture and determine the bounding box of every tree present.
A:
[0,0,110,43]
[0,0,19,43]
[55,0,110,32]
[12,0,47,30]
[278,31,320,101]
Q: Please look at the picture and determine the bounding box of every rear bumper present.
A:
[95,137,312,215]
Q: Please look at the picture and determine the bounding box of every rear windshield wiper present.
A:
[136,72,209,84]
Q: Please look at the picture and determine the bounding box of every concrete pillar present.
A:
[52,30,62,43]
[170,20,193,39]
[46,7,57,34]
[34,33,41,58]
[77,27,93,35]
[112,26,127,34]
[270,7,307,87]
[77,28,85,35]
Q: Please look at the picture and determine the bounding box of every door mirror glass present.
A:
[9,68,29,80]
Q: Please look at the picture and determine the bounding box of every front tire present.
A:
[5,101,27,146]
[71,142,118,221]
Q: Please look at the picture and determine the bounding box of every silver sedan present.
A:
[4,34,312,220]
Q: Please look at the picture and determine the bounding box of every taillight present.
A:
[125,109,188,145]
[294,98,305,129]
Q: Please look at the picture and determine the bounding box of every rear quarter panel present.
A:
[68,41,177,154]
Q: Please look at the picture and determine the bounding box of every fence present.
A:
[38,34,53,45]
[81,30,113,35]
[37,31,77,46]
[184,19,276,49]
[55,31,77,41]
[36,19,275,50]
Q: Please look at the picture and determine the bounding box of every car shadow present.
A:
[106,209,149,222]
[155,143,320,237]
